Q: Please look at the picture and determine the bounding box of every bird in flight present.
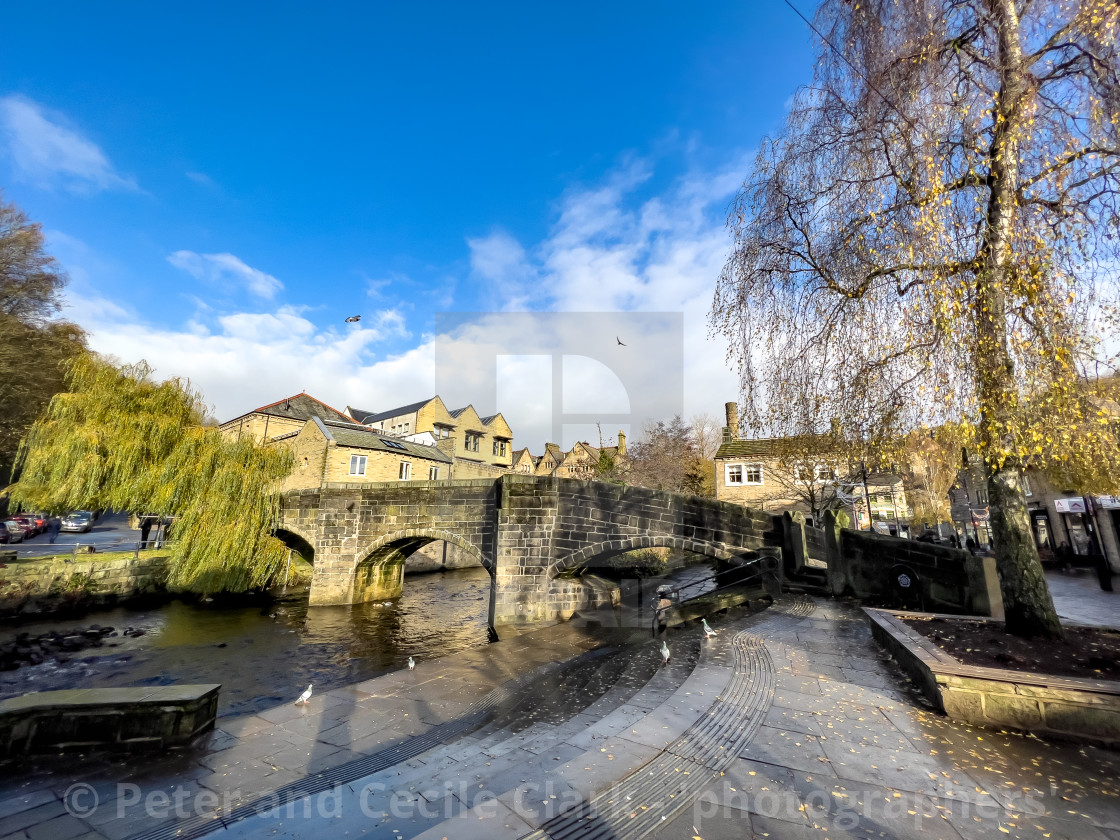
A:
[616,337,626,346]
[345,315,361,323]
[294,684,313,705]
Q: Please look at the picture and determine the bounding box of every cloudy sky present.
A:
[1,3,816,449]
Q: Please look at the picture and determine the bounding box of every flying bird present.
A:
[295,684,313,705]
[702,618,717,639]
[345,315,361,323]
[616,337,626,346]
[660,641,670,664]
[408,656,416,671]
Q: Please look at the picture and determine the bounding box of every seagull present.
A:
[408,656,415,671]
[616,337,626,346]
[702,618,717,639]
[345,315,361,323]
[295,684,313,705]
[660,641,670,664]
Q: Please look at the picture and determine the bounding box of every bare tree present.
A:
[689,413,722,460]
[712,0,1119,638]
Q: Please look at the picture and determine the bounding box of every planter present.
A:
[865,607,1120,749]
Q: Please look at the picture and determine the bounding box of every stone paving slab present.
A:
[5,596,1120,840]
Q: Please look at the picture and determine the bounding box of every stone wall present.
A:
[294,480,499,606]
[491,476,780,627]
[0,552,171,615]
[824,516,993,615]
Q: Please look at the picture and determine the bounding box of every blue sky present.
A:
[1,2,816,448]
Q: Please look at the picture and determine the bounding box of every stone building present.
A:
[951,456,1120,572]
[714,401,908,530]
[219,393,352,443]
[273,417,453,493]
[347,397,514,471]
[515,433,626,480]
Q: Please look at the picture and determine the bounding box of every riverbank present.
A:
[4,596,1119,840]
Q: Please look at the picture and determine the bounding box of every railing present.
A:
[652,550,781,631]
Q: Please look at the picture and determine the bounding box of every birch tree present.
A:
[712,0,1119,638]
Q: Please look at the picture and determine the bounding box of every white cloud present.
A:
[0,95,137,192]
[55,153,746,449]
[168,251,284,299]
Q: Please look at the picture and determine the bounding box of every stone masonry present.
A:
[278,474,780,629]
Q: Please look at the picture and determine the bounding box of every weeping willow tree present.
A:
[9,354,293,592]
[712,0,1120,638]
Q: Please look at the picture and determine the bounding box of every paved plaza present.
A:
[0,586,1117,840]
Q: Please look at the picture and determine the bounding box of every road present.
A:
[2,512,143,558]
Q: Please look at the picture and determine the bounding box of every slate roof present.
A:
[231,393,351,425]
[714,438,776,459]
[448,407,469,419]
[348,399,435,425]
[316,419,452,463]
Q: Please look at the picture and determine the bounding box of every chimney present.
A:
[617,430,626,456]
[724,402,739,441]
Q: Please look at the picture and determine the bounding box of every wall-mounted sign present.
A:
[1055,497,1087,514]
[970,507,989,523]
[1097,496,1120,510]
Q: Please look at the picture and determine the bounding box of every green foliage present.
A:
[0,193,87,483]
[11,354,293,592]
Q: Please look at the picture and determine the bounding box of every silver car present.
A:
[61,511,94,533]
[2,521,25,543]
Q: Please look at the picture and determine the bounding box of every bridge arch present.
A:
[274,525,317,563]
[349,528,491,604]
[547,535,740,579]
[355,528,491,574]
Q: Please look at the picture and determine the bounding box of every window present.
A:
[1022,473,1033,496]
[726,464,743,485]
[815,464,836,482]
[465,433,480,452]
[349,455,367,476]
[399,462,412,480]
[492,440,508,456]
[429,466,439,480]
[403,422,410,433]
[383,439,407,451]
[975,487,988,504]
[745,464,763,484]
[793,464,811,482]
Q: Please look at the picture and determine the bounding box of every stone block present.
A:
[981,692,1042,729]
[1043,702,1120,739]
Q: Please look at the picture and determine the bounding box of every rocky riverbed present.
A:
[0,624,148,670]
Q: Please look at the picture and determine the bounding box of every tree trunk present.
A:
[975,0,1063,639]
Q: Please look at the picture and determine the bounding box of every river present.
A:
[0,567,494,718]
[0,561,718,718]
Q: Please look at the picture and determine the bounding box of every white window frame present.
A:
[725,464,744,485]
[793,464,812,483]
[814,464,836,482]
[349,455,367,476]
[399,461,412,480]
[429,466,439,480]
[744,464,763,484]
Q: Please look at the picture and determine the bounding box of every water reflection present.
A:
[0,567,493,717]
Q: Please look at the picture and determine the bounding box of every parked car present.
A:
[11,514,45,536]
[1,521,26,543]
[60,511,94,533]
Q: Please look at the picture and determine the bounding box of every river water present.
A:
[0,567,494,718]
[0,562,717,719]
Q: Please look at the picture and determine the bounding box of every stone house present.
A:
[714,402,908,530]
[518,433,626,480]
[219,393,352,443]
[272,416,453,493]
[347,397,514,471]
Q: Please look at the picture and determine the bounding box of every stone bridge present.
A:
[277,475,781,629]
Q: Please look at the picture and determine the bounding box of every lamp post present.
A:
[860,461,873,531]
